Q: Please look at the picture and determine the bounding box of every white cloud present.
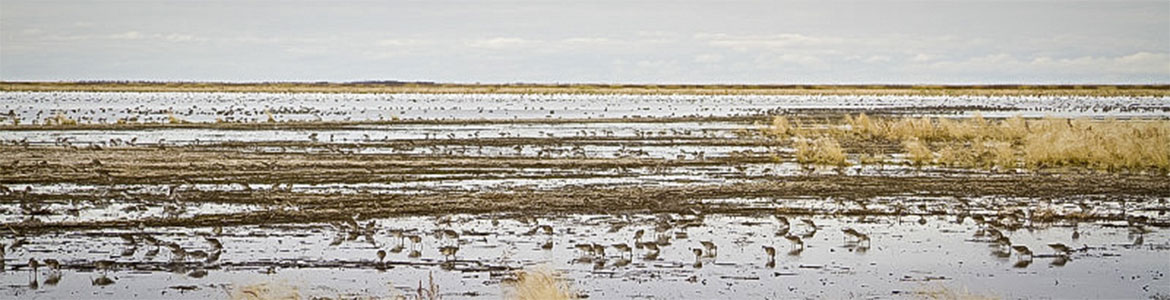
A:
[466,37,540,50]
[694,53,723,63]
[920,52,1170,76]
[109,31,143,40]
[696,33,844,50]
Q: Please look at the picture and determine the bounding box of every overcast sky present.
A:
[1,0,1167,84]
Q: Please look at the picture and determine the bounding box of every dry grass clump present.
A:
[229,282,302,300]
[916,284,999,300]
[168,111,188,124]
[505,268,576,300]
[45,112,78,126]
[1022,118,1169,171]
[902,138,934,167]
[794,136,848,167]
[768,113,1169,172]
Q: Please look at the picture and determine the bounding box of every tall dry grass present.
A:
[504,268,576,300]
[794,136,848,167]
[229,282,302,300]
[768,113,1170,172]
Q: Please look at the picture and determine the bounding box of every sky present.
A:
[1,0,1168,84]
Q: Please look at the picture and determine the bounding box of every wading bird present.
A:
[1011,245,1033,261]
[784,235,805,249]
[700,241,717,257]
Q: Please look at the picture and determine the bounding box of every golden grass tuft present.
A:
[915,283,999,300]
[168,112,187,124]
[794,136,849,167]
[47,112,78,126]
[229,282,302,300]
[775,114,1170,172]
[902,138,934,167]
[505,268,576,300]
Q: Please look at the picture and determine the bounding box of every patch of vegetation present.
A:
[763,114,1170,173]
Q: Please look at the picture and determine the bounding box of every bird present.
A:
[205,238,223,250]
[1011,245,1033,260]
[591,243,607,258]
[775,226,790,237]
[612,243,632,258]
[800,218,817,229]
[691,248,703,267]
[407,235,422,250]
[1048,243,1072,256]
[842,227,871,245]
[784,235,805,249]
[700,241,717,257]
[774,215,790,227]
[28,258,39,274]
[439,245,459,261]
[389,229,405,245]
[92,276,115,286]
[95,260,116,273]
[762,246,776,261]
[376,249,386,263]
[574,243,594,256]
[44,259,60,271]
[633,229,645,243]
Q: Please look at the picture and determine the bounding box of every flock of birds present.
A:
[2,226,227,289]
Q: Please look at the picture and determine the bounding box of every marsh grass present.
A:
[767,114,1170,172]
[505,268,576,300]
[794,136,848,168]
[229,281,302,300]
[46,112,78,126]
[915,284,999,300]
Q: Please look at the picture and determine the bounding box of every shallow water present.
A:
[2,92,1168,299]
[0,214,1166,299]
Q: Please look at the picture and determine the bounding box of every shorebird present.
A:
[574,244,594,256]
[188,250,209,260]
[1011,245,1033,261]
[407,235,422,250]
[800,218,816,229]
[119,233,136,245]
[439,245,459,261]
[774,215,790,227]
[1048,243,1072,256]
[633,229,645,243]
[775,226,790,237]
[92,276,115,286]
[10,238,27,251]
[28,258,39,274]
[389,229,405,245]
[612,243,632,258]
[591,243,607,258]
[700,241,717,257]
[95,260,116,273]
[784,235,805,249]
[44,259,60,271]
[842,228,871,245]
[205,238,223,250]
[537,225,554,235]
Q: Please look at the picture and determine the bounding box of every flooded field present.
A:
[1,92,1168,299]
